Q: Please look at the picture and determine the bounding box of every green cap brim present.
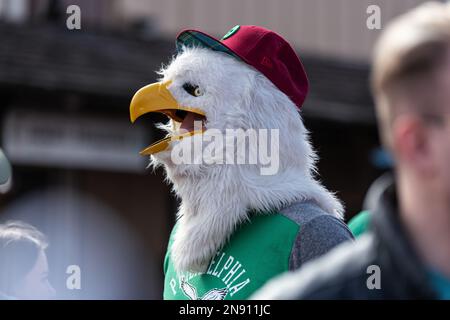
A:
[176,29,241,61]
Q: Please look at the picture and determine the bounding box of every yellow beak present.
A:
[129,81,205,155]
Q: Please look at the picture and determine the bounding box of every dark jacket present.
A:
[253,180,438,299]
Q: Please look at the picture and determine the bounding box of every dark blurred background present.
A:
[0,0,428,299]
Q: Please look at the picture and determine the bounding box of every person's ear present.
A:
[392,114,435,176]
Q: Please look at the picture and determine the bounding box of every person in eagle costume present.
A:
[129,25,353,300]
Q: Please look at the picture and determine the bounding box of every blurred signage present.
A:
[3,109,150,173]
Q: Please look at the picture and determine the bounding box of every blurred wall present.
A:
[0,0,429,59]
[115,0,427,62]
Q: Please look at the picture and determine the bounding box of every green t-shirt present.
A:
[163,201,354,300]
[348,210,371,238]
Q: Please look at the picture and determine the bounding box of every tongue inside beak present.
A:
[137,110,206,156]
[180,112,206,133]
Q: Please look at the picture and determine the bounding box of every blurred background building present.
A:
[0,0,431,298]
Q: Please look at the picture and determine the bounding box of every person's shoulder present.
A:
[280,200,351,233]
[252,233,377,300]
[280,201,354,265]
[280,200,334,224]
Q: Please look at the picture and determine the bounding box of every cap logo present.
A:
[222,25,240,40]
[261,56,273,68]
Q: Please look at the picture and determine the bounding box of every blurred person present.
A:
[348,172,394,237]
[253,1,450,300]
[0,221,55,299]
[348,150,395,237]
[1,186,160,299]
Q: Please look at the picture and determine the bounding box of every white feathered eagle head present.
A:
[129,26,343,273]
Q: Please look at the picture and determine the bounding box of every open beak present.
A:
[130,81,205,155]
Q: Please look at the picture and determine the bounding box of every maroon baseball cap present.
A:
[176,25,309,109]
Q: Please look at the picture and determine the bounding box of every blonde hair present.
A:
[372,1,450,147]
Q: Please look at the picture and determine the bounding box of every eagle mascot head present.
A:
[130,26,343,273]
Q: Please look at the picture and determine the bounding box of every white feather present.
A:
[180,278,198,300]
[201,288,228,300]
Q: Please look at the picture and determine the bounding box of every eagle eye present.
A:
[182,83,202,97]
